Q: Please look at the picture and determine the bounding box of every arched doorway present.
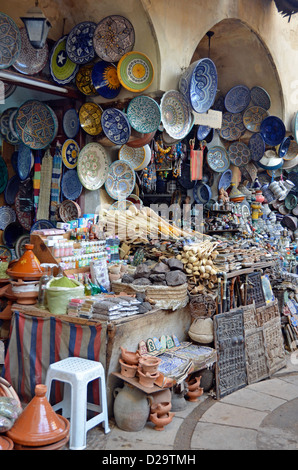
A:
[192,18,284,119]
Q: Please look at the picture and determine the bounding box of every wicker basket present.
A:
[111,280,188,306]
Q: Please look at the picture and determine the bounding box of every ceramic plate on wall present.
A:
[243,106,268,133]
[93,15,135,63]
[61,169,82,200]
[101,108,131,145]
[218,169,232,190]
[75,64,97,95]
[119,145,145,170]
[250,86,271,111]
[63,108,80,138]
[50,35,79,84]
[207,146,230,173]
[278,136,291,159]
[0,107,17,137]
[0,13,21,69]
[219,112,246,141]
[66,21,96,65]
[0,206,16,230]
[14,191,33,232]
[117,51,154,93]
[17,144,33,181]
[59,199,81,222]
[248,133,265,162]
[0,157,8,194]
[91,61,122,99]
[15,100,58,150]
[179,58,217,113]
[127,96,161,134]
[260,115,286,146]
[30,219,55,233]
[62,139,80,169]
[77,142,109,190]
[160,90,193,140]
[4,175,20,205]
[197,125,211,140]
[224,85,251,114]
[13,27,48,75]
[228,141,251,167]
[79,102,103,136]
[193,182,212,204]
[104,160,136,201]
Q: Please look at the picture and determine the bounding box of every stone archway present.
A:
[192,18,284,119]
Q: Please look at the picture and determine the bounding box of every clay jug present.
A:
[113,383,152,432]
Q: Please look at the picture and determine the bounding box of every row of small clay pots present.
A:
[185,376,204,402]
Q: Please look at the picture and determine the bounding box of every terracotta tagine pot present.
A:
[119,358,138,378]
[120,347,140,365]
[6,244,43,281]
[10,279,39,305]
[186,386,204,402]
[150,401,172,417]
[12,435,69,451]
[6,384,70,447]
[0,435,14,450]
[149,411,175,431]
[138,356,161,374]
[137,368,160,388]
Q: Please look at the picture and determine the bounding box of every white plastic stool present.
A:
[45,357,110,450]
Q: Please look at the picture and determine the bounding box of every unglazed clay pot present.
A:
[6,384,70,446]
[149,411,175,431]
[186,376,202,392]
[113,383,152,432]
[150,402,171,417]
[119,358,137,378]
[138,356,161,374]
[137,368,160,388]
[0,436,14,450]
[120,347,140,365]
[6,244,43,281]
[186,387,204,402]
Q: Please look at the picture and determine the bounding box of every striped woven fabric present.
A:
[50,144,63,222]
[33,151,41,216]
[2,312,106,404]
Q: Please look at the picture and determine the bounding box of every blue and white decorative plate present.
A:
[30,219,55,233]
[260,115,286,146]
[101,108,131,145]
[61,169,83,200]
[219,112,246,141]
[197,125,211,141]
[0,13,21,69]
[63,108,80,138]
[207,146,230,173]
[62,139,80,169]
[91,61,122,99]
[4,175,20,205]
[278,136,291,159]
[193,182,212,204]
[224,85,251,114]
[127,96,161,134]
[15,100,58,150]
[0,157,8,194]
[248,133,265,162]
[218,169,232,190]
[13,27,48,76]
[0,206,16,230]
[17,143,33,181]
[105,160,136,200]
[243,106,268,133]
[250,86,271,111]
[93,15,135,63]
[50,35,79,85]
[228,141,251,167]
[160,90,193,140]
[66,21,97,65]
[0,107,17,137]
[179,58,217,113]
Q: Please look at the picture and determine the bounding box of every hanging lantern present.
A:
[21,0,51,49]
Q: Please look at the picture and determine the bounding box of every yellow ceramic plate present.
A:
[117,51,154,93]
[79,102,103,136]
[62,139,80,169]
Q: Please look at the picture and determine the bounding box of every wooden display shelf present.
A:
[112,371,165,394]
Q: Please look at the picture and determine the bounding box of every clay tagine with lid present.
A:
[6,244,44,281]
[6,384,70,447]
